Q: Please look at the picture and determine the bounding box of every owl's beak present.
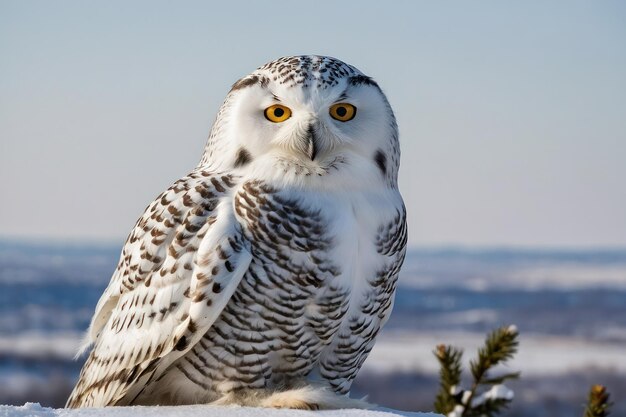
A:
[305,124,318,161]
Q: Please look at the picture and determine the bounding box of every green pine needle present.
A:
[481,371,521,385]
[433,326,520,417]
[583,385,612,417]
[434,344,463,415]
[470,325,519,383]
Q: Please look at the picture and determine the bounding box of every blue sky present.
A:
[1,1,625,247]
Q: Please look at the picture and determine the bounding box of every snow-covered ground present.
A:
[399,250,626,291]
[0,332,81,360]
[3,330,624,378]
[365,330,626,376]
[0,403,441,417]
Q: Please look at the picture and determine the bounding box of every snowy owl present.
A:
[67,55,407,410]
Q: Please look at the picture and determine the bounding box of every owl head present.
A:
[200,56,399,189]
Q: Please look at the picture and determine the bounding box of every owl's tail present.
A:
[212,384,373,410]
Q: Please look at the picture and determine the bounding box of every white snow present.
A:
[0,403,442,417]
[363,331,626,376]
[3,330,626,378]
[0,332,82,359]
[459,391,471,406]
[507,264,626,290]
[471,384,514,407]
[446,405,464,417]
[399,259,626,291]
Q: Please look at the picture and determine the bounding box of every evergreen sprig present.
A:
[470,326,520,383]
[433,325,520,417]
[434,344,463,415]
[583,385,612,417]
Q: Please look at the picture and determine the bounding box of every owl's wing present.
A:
[66,170,251,408]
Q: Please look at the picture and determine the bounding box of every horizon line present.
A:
[1,235,625,254]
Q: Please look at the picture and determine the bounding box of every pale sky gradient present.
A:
[1,1,625,247]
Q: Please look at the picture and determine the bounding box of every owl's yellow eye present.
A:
[264,104,292,123]
[329,103,357,122]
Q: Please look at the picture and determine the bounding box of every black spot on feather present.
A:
[374,150,387,175]
[174,336,188,351]
[234,147,252,168]
[348,75,379,88]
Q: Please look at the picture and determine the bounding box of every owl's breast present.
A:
[231,178,400,353]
